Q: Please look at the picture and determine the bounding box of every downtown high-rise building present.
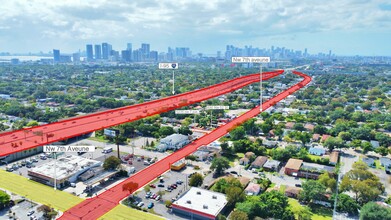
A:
[102,42,112,60]
[95,44,102,60]
[141,43,150,60]
[86,44,93,61]
[53,49,60,62]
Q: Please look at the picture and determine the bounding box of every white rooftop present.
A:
[29,155,101,180]
[173,187,227,217]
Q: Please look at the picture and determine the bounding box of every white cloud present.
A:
[0,0,390,54]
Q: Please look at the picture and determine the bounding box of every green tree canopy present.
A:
[189,173,203,187]
[103,156,121,170]
[210,157,230,176]
[359,202,391,220]
[299,180,327,204]
[340,161,384,205]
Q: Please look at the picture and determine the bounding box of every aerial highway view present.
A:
[1,1,391,220]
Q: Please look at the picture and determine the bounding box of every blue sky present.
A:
[1,0,390,56]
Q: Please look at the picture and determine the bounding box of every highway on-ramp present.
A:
[59,70,311,220]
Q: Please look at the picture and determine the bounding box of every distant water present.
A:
[0,56,52,61]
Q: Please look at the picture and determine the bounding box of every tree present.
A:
[158,126,175,137]
[213,177,243,193]
[258,190,294,219]
[336,194,360,215]
[314,125,328,135]
[293,123,305,131]
[360,202,391,220]
[26,120,39,127]
[230,210,249,220]
[210,157,230,176]
[226,186,246,206]
[340,161,384,205]
[318,172,337,192]
[37,204,57,220]
[297,206,312,220]
[324,137,344,151]
[103,156,121,170]
[178,126,193,135]
[122,181,139,194]
[236,190,294,220]
[0,191,10,209]
[189,173,203,187]
[338,131,352,141]
[362,141,373,154]
[230,126,246,141]
[299,180,327,204]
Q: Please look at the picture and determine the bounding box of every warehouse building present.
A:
[172,187,227,220]
[28,155,102,188]
[156,134,190,152]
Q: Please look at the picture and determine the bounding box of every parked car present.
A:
[155,195,160,201]
[137,202,144,207]
[176,179,183,184]
[27,210,35,216]
[158,184,164,187]
[295,184,302,187]
[149,184,156,188]
[148,202,154,209]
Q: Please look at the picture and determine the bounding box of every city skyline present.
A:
[1,0,391,56]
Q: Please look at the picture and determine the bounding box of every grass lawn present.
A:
[236,153,244,158]
[99,204,164,220]
[0,169,83,211]
[375,160,385,170]
[288,199,332,220]
[88,136,109,143]
[308,154,322,161]
[279,184,286,193]
[222,153,239,167]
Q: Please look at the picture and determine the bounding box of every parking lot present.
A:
[0,199,43,220]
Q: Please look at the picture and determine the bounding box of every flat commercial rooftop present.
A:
[173,187,227,218]
[29,155,101,180]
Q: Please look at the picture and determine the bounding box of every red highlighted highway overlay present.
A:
[58,70,311,219]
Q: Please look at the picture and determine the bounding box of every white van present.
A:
[102,147,113,154]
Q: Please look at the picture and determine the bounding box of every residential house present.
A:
[263,159,281,172]
[370,140,380,149]
[362,157,376,168]
[284,159,303,177]
[380,157,391,168]
[304,123,315,132]
[329,151,339,166]
[263,140,278,148]
[309,147,326,156]
[285,158,335,179]
[300,162,335,179]
[321,134,331,142]
[285,122,295,130]
[245,152,255,160]
[239,157,250,166]
[192,150,209,161]
[312,134,320,142]
[251,156,268,169]
[284,186,302,198]
[245,183,261,196]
